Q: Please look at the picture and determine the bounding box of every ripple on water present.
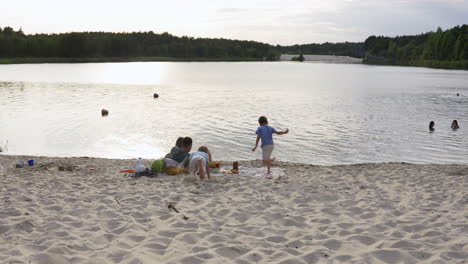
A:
[0,63,467,164]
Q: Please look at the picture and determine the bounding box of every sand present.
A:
[0,155,467,264]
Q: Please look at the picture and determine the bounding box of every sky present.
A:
[1,0,467,45]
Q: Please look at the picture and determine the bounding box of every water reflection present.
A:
[0,62,467,165]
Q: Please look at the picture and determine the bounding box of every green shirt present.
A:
[169,146,190,164]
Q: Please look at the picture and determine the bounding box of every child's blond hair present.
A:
[198,146,209,153]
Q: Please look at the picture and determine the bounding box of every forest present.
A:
[363,25,468,69]
[0,25,467,69]
[0,27,278,61]
[279,42,364,58]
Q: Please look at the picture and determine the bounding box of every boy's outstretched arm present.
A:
[276,128,289,135]
[252,135,261,151]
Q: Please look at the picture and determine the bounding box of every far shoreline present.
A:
[1,56,466,71]
[0,57,264,64]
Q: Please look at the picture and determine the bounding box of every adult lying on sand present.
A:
[151,137,193,175]
[164,137,183,158]
[168,137,192,166]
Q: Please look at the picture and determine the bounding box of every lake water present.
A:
[0,62,467,165]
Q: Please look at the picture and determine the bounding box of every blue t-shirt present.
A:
[256,125,277,147]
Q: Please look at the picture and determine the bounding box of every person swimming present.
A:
[429,121,435,131]
[451,120,460,129]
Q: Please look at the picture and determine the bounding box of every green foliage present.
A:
[281,42,364,58]
[1,25,466,70]
[0,57,262,64]
[364,24,468,70]
[291,53,305,62]
[0,28,275,60]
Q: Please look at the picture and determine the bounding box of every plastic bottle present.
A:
[135,157,146,173]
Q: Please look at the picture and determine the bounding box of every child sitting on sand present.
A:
[188,146,212,180]
[252,116,289,178]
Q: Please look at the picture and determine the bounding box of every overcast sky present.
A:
[2,0,467,45]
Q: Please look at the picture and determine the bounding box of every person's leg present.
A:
[197,158,205,179]
[266,160,271,175]
[262,145,274,176]
[262,149,268,174]
[204,161,210,179]
[188,158,197,176]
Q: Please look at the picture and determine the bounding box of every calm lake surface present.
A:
[0,62,467,165]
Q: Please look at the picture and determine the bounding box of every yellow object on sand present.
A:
[222,169,239,174]
[166,167,188,175]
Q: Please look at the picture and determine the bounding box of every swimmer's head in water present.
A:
[429,121,435,130]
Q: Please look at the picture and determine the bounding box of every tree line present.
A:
[279,42,364,58]
[0,25,467,69]
[363,25,468,69]
[0,27,278,60]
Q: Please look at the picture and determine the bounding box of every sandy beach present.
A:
[0,155,466,263]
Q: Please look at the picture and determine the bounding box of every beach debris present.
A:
[153,93,159,98]
[16,161,25,168]
[182,215,189,220]
[27,160,34,166]
[120,170,135,173]
[166,167,188,175]
[457,93,459,96]
[222,169,239,174]
[209,161,221,169]
[101,109,109,116]
[58,165,76,172]
[168,204,179,213]
[114,197,121,206]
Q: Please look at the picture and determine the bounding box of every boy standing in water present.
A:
[252,116,289,177]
